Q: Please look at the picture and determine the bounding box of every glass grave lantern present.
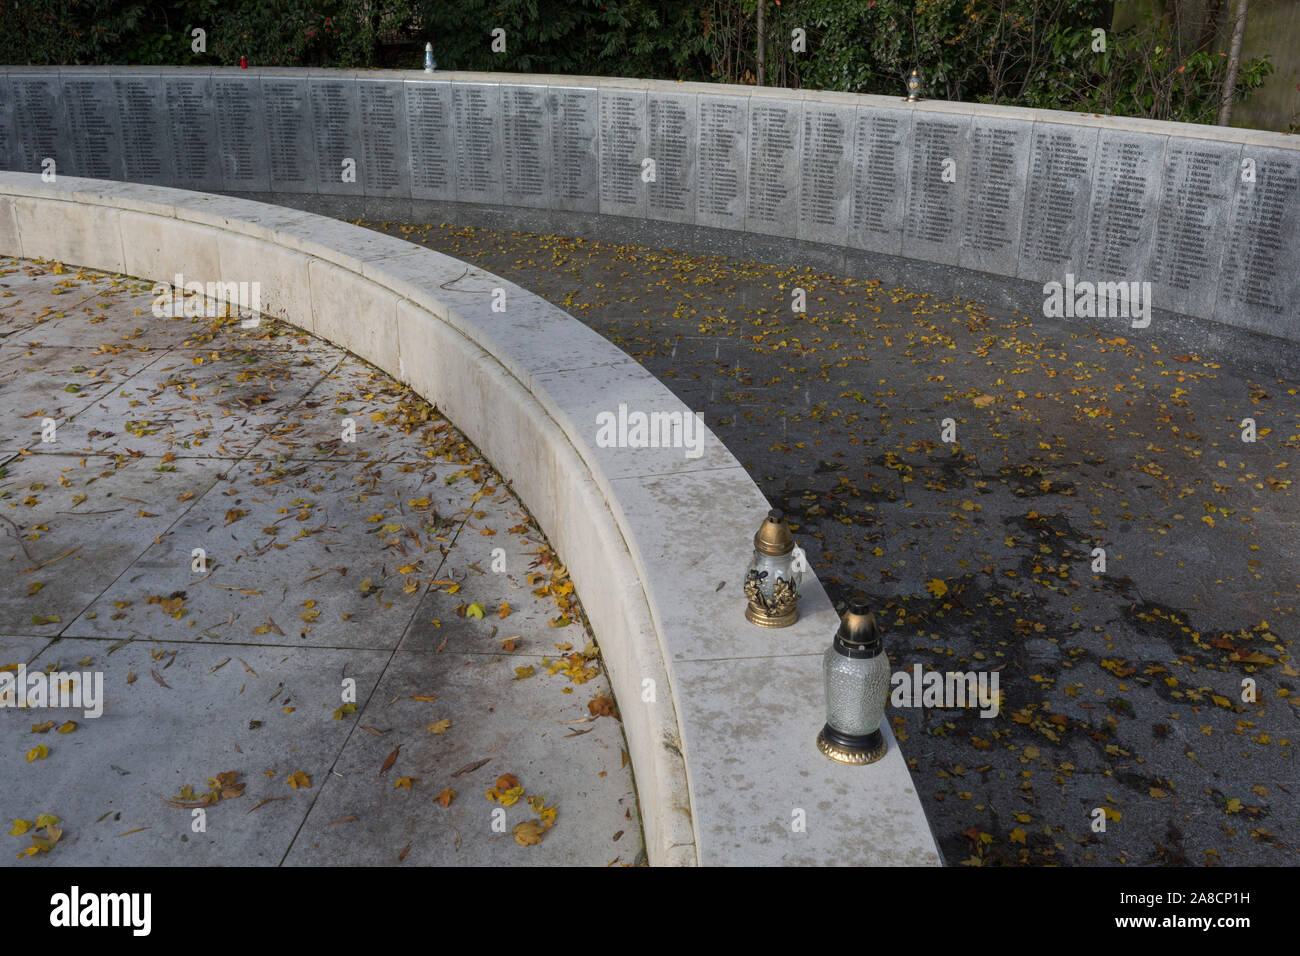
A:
[743,509,803,628]
[817,597,890,764]
[905,68,922,102]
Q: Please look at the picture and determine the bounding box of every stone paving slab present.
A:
[284,650,637,866]
[0,258,644,867]
[2,637,392,866]
[60,455,461,650]
[0,345,166,449]
[0,453,229,639]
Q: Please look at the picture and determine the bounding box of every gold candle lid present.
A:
[753,509,794,556]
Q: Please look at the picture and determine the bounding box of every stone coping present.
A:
[14,64,1298,149]
[0,172,944,866]
[2,66,1296,341]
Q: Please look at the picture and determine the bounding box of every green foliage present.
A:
[0,0,1274,127]
[0,0,143,65]
[1059,21,1274,124]
[411,0,712,79]
[204,0,385,68]
[737,0,1269,126]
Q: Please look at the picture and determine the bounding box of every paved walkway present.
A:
[0,257,642,866]
[366,218,1300,867]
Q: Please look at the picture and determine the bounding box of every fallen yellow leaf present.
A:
[513,820,546,846]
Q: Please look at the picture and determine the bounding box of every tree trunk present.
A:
[1218,0,1250,126]
[756,0,765,86]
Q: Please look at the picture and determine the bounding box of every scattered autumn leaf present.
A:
[513,820,546,846]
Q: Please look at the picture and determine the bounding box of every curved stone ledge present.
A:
[2,66,1296,340]
[0,172,942,866]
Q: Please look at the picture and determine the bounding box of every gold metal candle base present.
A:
[745,602,798,628]
[817,726,886,765]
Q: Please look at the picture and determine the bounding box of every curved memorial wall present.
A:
[1,66,1296,340]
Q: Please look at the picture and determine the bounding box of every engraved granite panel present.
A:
[1081,130,1167,283]
[60,74,122,180]
[646,90,696,224]
[0,75,13,170]
[310,76,363,195]
[113,74,172,185]
[213,73,270,191]
[358,77,411,198]
[453,83,503,204]
[746,99,802,238]
[959,117,1030,276]
[404,80,455,201]
[1214,146,1300,335]
[262,76,316,193]
[164,74,222,190]
[797,102,854,246]
[550,86,598,213]
[901,112,970,266]
[696,94,747,230]
[599,87,648,218]
[849,106,910,255]
[11,74,65,174]
[502,84,551,209]
[1148,139,1241,318]
[1016,122,1099,283]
